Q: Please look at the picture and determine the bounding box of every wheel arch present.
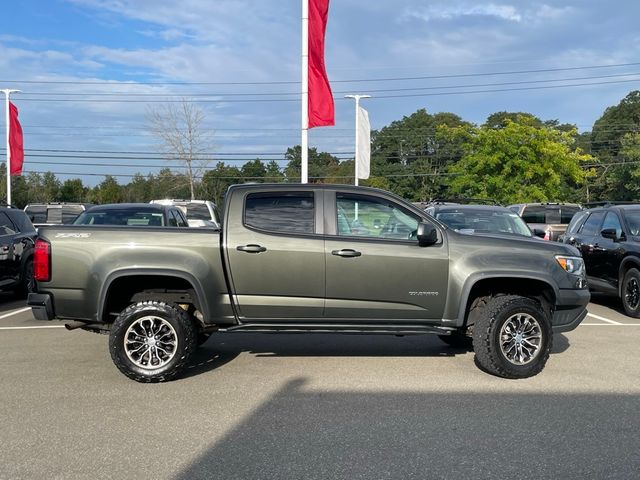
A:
[457,274,556,327]
[99,269,210,325]
[618,256,640,297]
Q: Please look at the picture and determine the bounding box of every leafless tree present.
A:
[147,99,214,199]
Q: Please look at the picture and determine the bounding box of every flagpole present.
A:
[2,89,20,206]
[301,0,309,184]
[344,94,370,186]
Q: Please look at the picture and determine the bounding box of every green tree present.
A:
[241,159,267,182]
[124,173,152,202]
[265,160,285,183]
[283,145,340,183]
[370,109,471,200]
[201,162,242,204]
[445,118,592,204]
[59,179,87,202]
[89,175,123,204]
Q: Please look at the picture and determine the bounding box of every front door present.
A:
[324,191,449,321]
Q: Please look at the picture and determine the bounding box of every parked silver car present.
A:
[150,199,220,228]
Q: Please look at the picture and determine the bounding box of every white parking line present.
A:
[582,323,640,326]
[586,313,623,325]
[0,325,65,330]
[0,307,32,320]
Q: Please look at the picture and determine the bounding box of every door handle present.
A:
[331,249,362,258]
[236,244,267,253]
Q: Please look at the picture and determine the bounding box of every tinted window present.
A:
[336,194,419,240]
[25,205,47,224]
[75,209,165,226]
[185,204,211,220]
[245,193,314,234]
[521,205,579,224]
[560,206,581,223]
[521,206,548,223]
[0,211,16,235]
[61,206,85,224]
[579,211,605,236]
[566,210,589,235]
[623,210,640,236]
[601,212,623,238]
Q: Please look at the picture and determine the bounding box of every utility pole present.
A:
[344,94,370,186]
[2,88,20,206]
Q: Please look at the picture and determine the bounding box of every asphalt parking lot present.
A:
[1,293,639,480]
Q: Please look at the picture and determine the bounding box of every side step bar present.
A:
[219,323,457,336]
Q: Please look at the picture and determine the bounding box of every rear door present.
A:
[224,188,325,320]
[324,190,449,321]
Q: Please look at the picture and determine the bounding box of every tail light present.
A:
[34,239,51,282]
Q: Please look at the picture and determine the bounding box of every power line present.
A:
[14,78,640,103]
[3,61,639,86]
[18,71,640,98]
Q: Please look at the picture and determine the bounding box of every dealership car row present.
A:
[2,196,640,319]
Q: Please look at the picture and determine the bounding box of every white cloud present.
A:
[405,4,523,23]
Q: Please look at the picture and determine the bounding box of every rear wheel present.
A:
[109,301,197,383]
[473,295,552,379]
[621,268,640,318]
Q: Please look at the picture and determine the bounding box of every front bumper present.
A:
[551,288,590,333]
[27,293,55,321]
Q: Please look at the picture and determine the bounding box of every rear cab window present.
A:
[244,192,315,234]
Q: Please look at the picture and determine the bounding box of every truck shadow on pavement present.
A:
[187,332,570,378]
[589,292,626,316]
[175,378,640,480]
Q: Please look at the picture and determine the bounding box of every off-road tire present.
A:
[438,332,473,349]
[621,268,640,318]
[472,295,552,379]
[109,301,197,383]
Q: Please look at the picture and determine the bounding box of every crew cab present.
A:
[28,184,590,382]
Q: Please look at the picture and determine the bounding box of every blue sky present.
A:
[1,0,640,185]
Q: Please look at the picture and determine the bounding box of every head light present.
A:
[555,255,585,276]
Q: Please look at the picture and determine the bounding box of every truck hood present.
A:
[448,230,581,257]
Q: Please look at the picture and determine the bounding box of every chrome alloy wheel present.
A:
[499,313,542,365]
[625,277,640,310]
[124,316,178,370]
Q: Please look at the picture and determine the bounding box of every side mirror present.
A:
[601,228,619,241]
[417,222,438,246]
[533,228,546,238]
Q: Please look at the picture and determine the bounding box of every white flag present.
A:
[357,105,370,179]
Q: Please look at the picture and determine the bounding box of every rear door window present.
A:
[244,192,315,234]
[0,211,17,236]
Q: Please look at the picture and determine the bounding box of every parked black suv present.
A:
[0,206,37,296]
[561,203,640,317]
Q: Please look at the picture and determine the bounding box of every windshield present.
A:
[74,208,165,226]
[436,209,532,237]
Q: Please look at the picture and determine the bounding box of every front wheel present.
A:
[621,268,640,318]
[109,301,197,383]
[473,295,552,379]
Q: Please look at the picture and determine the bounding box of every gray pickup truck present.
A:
[28,184,589,382]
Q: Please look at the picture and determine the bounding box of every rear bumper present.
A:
[551,288,590,333]
[27,293,55,321]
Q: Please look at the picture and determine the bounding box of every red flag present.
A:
[9,101,24,176]
[308,0,334,128]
